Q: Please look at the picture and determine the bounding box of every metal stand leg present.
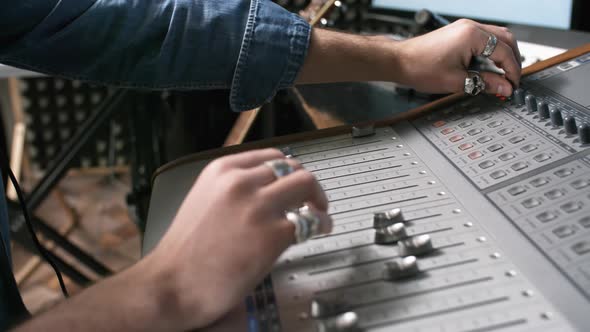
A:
[9,90,128,282]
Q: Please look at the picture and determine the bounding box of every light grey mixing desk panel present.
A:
[143,52,590,331]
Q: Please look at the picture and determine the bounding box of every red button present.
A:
[449,135,464,142]
[441,128,455,135]
[433,120,446,128]
[468,151,483,159]
[459,143,474,150]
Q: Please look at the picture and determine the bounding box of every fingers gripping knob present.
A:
[512,88,525,106]
[286,206,321,244]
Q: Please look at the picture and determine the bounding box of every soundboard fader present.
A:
[264,52,590,331]
[142,49,590,331]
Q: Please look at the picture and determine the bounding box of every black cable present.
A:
[2,157,69,297]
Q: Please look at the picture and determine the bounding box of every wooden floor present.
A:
[10,170,141,314]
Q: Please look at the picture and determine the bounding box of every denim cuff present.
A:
[230,0,311,112]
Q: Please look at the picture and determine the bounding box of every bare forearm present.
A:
[12,258,185,332]
[296,28,406,84]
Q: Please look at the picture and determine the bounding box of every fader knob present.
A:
[525,95,537,113]
[398,234,434,256]
[579,123,590,144]
[512,88,525,106]
[373,208,405,229]
[383,256,420,280]
[315,312,360,332]
[538,101,550,120]
[311,299,348,319]
[549,106,564,127]
[564,116,578,135]
[374,222,408,244]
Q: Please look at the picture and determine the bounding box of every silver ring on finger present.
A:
[481,33,498,58]
[264,159,294,179]
[285,206,321,243]
[464,71,486,96]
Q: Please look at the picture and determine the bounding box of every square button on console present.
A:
[530,177,550,187]
[544,189,565,200]
[479,160,495,169]
[458,143,474,150]
[498,153,516,161]
[477,113,493,121]
[490,170,507,179]
[467,128,483,136]
[449,135,464,142]
[510,136,526,144]
[458,121,473,128]
[571,241,590,256]
[522,198,542,209]
[553,225,577,238]
[537,211,558,223]
[487,144,504,152]
[508,186,527,196]
[554,169,573,178]
[521,144,537,152]
[498,128,513,136]
[468,151,483,160]
[441,128,455,135]
[571,179,590,190]
[477,136,493,144]
[487,121,504,128]
[511,162,528,171]
[533,154,551,162]
[580,216,590,228]
[433,120,446,128]
[561,201,583,213]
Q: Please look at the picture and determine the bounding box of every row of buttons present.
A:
[507,174,586,196]
[523,197,584,212]
[552,218,590,238]
[442,126,516,140]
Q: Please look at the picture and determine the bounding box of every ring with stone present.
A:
[464,71,486,96]
[285,205,321,243]
[481,33,498,58]
[264,159,294,179]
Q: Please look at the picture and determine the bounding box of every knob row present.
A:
[512,89,590,144]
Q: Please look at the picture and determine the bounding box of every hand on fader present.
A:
[145,148,333,330]
[395,19,522,97]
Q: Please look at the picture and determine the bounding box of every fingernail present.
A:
[496,85,503,96]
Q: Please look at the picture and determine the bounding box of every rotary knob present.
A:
[398,234,435,256]
[549,106,564,127]
[579,123,590,145]
[373,208,405,229]
[315,312,360,332]
[383,256,421,280]
[512,88,525,106]
[538,101,550,120]
[564,116,578,135]
[525,95,537,113]
[374,222,408,245]
[311,299,348,319]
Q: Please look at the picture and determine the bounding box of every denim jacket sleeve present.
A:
[0,0,311,112]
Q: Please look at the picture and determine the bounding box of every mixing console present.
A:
[143,47,590,331]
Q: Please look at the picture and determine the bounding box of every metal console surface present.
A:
[142,46,590,331]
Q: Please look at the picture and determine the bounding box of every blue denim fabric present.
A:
[0,0,311,111]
